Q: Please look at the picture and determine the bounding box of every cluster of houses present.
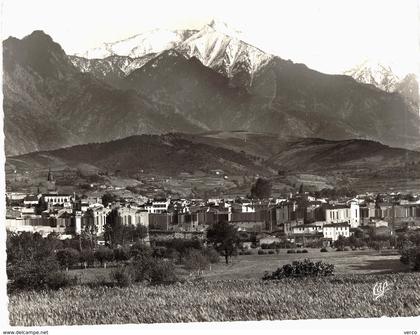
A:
[6,182,420,246]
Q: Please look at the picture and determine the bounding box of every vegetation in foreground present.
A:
[9,273,420,326]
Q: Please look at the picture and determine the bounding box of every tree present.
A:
[55,248,80,271]
[250,178,271,199]
[35,197,48,215]
[94,247,114,268]
[79,248,95,268]
[101,193,118,207]
[299,184,304,194]
[207,221,239,264]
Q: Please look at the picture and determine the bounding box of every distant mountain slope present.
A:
[4,30,420,156]
[3,31,205,155]
[6,133,271,176]
[344,61,419,116]
[7,132,420,178]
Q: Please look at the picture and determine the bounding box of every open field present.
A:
[9,273,420,326]
[201,249,407,280]
[67,248,407,284]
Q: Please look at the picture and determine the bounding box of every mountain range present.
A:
[344,60,419,116]
[7,132,420,190]
[3,21,420,157]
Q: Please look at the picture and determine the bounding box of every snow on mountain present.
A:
[73,20,274,87]
[344,60,419,115]
[75,29,197,59]
[343,60,400,92]
[177,21,273,85]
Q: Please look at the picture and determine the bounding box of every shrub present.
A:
[344,247,351,251]
[400,245,420,271]
[320,248,328,252]
[258,250,266,255]
[263,259,334,280]
[150,259,178,284]
[130,242,153,259]
[336,247,344,252]
[111,267,132,287]
[183,249,209,272]
[8,256,61,291]
[302,249,308,253]
[238,251,244,255]
[45,271,77,290]
[287,249,296,254]
[244,250,252,255]
[275,249,280,254]
[153,246,167,258]
[296,250,302,254]
[203,247,220,264]
[268,250,275,254]
[113,247,130,262]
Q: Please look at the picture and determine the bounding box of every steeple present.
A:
[47,168,54,182]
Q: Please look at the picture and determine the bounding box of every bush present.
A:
[150,259,178,284]
[296,250,302,254]
[302,249,308,253]
[336,247,344,252]
[113,247,130,262]
[203,247,220,264]
[320,248,328,252]
[287,249,296,254]
[111,267,132,287]
[263,259,334,280]
[268,250,275,254]
[45,271,77,290]
[8,256,61,291]
[244,250,252,255]
[344,247,351,251]
[258,250,266,255]
[400,245,420,271]
[183,249,209,272]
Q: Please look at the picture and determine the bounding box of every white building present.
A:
[144,198,170,214]
[323,223,350,241]
[292,224,323,235]
[325,202,360,228]
[44,194,72,207]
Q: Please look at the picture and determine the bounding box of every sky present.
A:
[1,0,419,77]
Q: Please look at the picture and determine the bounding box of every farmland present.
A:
[8,249,420,326]
[8,273,420,326]
[67,248,406,284]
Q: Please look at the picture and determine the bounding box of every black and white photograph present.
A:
[1,0,420,333]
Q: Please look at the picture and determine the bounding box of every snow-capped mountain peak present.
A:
[72,20,274,87]
[206,19,242,38]
[344,60,400,92]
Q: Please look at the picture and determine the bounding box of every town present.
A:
[6,170,420,249]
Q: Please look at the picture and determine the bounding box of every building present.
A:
[325,202,360,228]
[323,223,350,241]
[44,194,72,207]
[144,198,171,214]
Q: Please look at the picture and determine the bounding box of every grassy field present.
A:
[68,248,407,284]
[201,248,407,280]
[8,273,420,326]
